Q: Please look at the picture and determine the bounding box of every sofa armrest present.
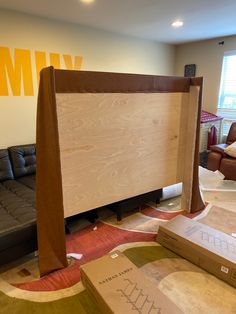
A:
[209,143,228,156]
[207,151,223,172]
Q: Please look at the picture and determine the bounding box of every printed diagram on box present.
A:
[117,278,161,314]
[201,231,236,257]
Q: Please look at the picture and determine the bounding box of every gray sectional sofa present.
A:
[0,143,162,266]
[0,144,37,265]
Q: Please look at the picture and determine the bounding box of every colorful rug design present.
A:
[195,203,236,235]
[0,201,236,313]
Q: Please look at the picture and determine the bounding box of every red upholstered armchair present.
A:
[207,122,236,180]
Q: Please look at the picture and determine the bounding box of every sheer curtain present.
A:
[218,51,236,135]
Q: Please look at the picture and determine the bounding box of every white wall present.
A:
[0,9,175,148]
[175,35,236,114]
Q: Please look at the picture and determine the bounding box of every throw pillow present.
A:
[224,141,236,157]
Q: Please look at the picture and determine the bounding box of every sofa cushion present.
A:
[17,174,36,190]
[0,181,36,239]
[2,179,35,207]
[9,144,36,178]
[0,149,14,182]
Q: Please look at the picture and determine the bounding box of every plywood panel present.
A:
[37,68,203,276]
[56,92,189,217]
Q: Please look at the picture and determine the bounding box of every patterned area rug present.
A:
[0,200,236,313]
[195,203,236,235]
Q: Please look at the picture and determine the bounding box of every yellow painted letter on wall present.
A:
[0,47,33,96]
[35,51,47,85]
[50,53,60,69]
[63,55,83,70]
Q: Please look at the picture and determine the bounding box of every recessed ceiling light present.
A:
[171,20,184,28]
[80,0,94,4]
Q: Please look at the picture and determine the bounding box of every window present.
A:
[218,51,236,135]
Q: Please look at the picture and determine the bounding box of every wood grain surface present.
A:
[56,92,198,217]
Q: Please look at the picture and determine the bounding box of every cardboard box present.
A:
[80,250,183,314]
[156,215,236,288]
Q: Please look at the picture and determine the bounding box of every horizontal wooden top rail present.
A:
[54,68,192,93]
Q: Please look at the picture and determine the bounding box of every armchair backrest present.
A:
[226,122,236,145]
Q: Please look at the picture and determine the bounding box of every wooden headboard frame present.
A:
[36,67,205,276]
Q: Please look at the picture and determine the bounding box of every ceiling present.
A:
[1,0,236,44]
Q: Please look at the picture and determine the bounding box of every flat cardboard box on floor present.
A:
[80,250,183,314]
[156,215,236,288]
